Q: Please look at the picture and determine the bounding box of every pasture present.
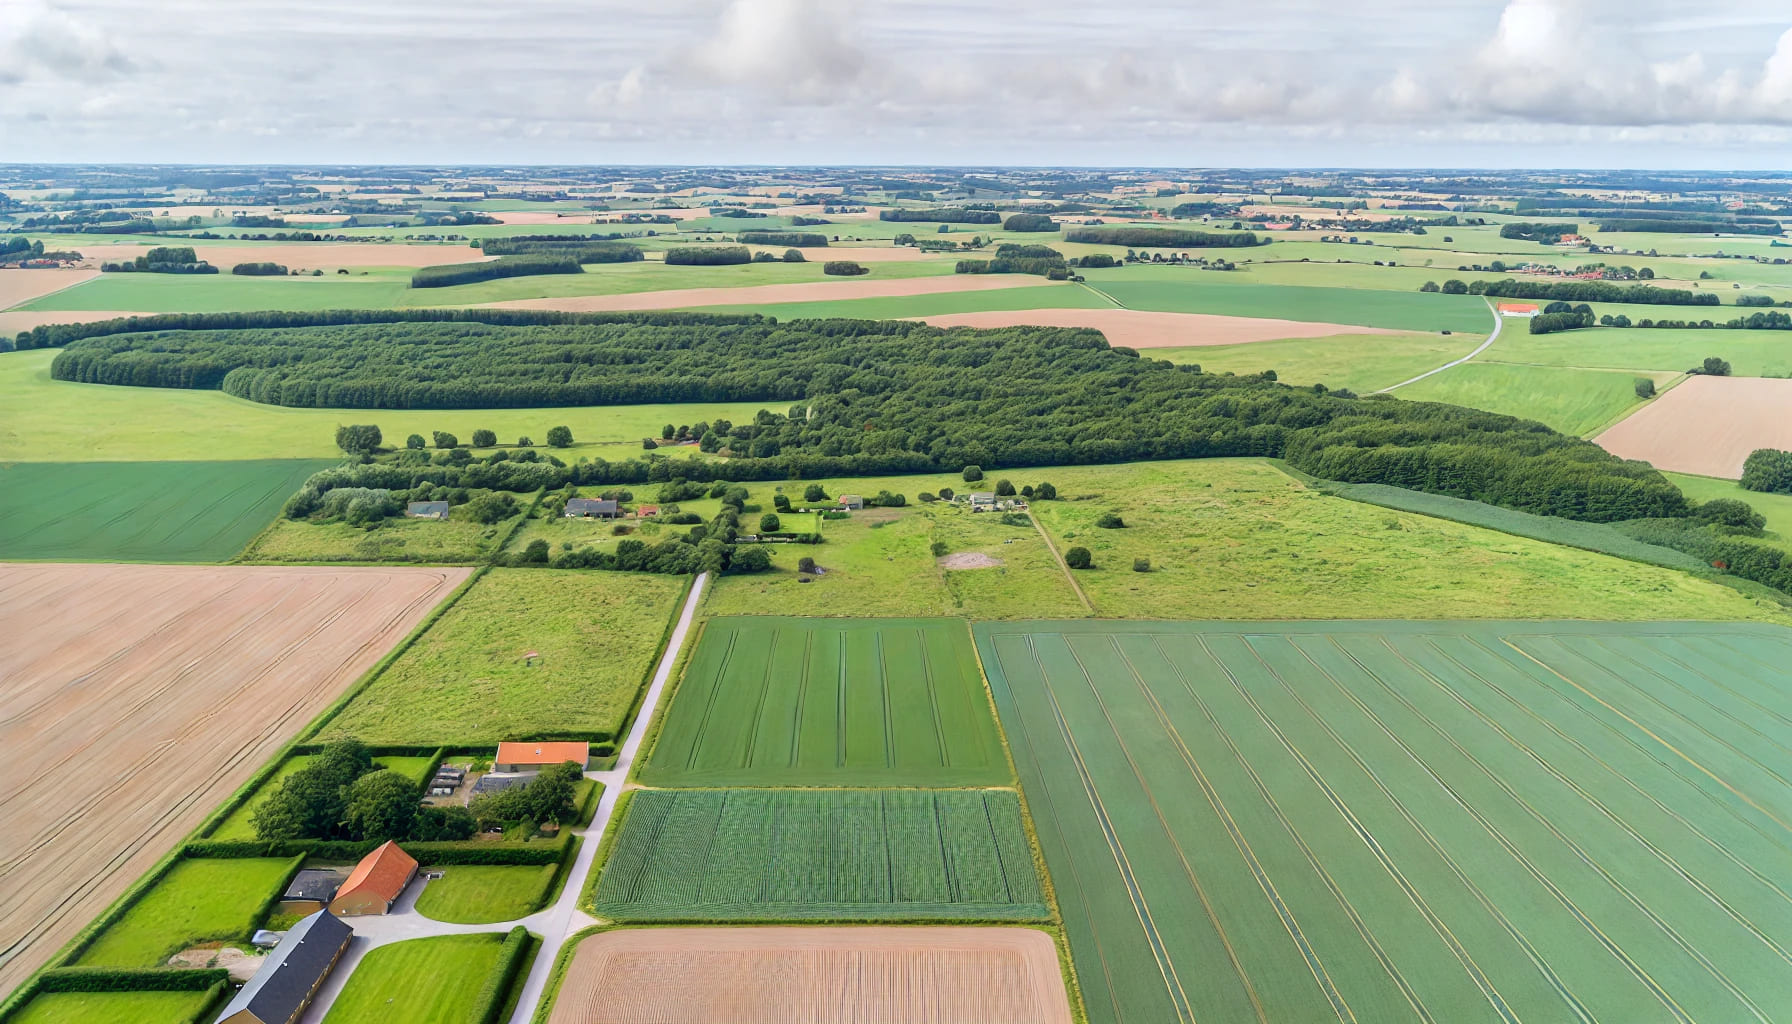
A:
[0,460,332,562]
[980,620,1792,1024]
[321,934,509,1024]
[4,989,220,1024]
[590,789,1047,921]
[414,864,561,924]
[320,568,686,745]
[689,280,1113,320]
[1493,327,1792,379]
[1080,268,1493,333]
[639,617,1008,787]
[240,513,520,565]
[1397,361,1676,436]
[1597,375,1792,479]
[209,755,437,841]
[74,857,299,967]
[1152,330,1473,392]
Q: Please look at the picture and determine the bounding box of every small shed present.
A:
[278,868,348,916]
[964,492,998,510]
[494,741,591,773]
[837,495,864,510]
[211,910,351,1024]
[328,841,417,917]
[564,498,619,519]
[405,501,449,520]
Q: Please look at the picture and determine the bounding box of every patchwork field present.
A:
[3,988,220,1024]
[914,307,1401,349]
[1597,375,1792,479]
[547,926,1073,1024]
[980,620,1792,1024]
[321,934,510,1024]
[74,857,299,968]
[0,562,466,994]
[320,568,686,745]
[1151,330,1475,392]
[639,617,1009,787]
[0,460,333,562]
[1081,270,1493,333]
[591,789,1047,921]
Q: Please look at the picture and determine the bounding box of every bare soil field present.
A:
[915,308,1398,348]
[1596,375,1792,478]
[76,243,479,270]
[940,552,1004,569]
[0,269,100,310]
[549,926,1072,1024]
[484,274,1071,313]
[0,563,467,994]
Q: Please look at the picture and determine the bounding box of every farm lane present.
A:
[1376,298,1501,393]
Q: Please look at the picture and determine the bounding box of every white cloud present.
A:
[0,0,134,85]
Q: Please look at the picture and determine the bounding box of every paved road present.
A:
[296,573,710,1024]
[1377,299,1502,393]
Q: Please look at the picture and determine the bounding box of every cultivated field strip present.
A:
[638,617,1008,787]
[977,621,1792,1024]
[590,789,1048,921]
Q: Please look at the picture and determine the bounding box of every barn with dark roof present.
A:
[213,909,351,1024]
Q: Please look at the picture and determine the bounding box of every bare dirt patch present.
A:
[76,243,480,270]
[0,563,467,993]
[548,926,1072,1024]
[1596,375,1792,478]
[916,308,1399,348]
[169,945,262,981]
[0,269,100,311]
[939,552,1004,570]
[484,275,1071,313]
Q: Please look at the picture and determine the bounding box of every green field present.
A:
[321,934,507,1024]
[0,349,771,462]
[1397,361,1678,436]
[980,620,1792,1024]
[1082,268,1493,332]
[591,789,1047,921]
[1667,472,1792,552]
[1490,327,1792,378]
[1153,331,1477,392]
[240,512,521,564]
[413,864,559,924]
[0,460,331,562]
[639,617,1009,787]
[209,756,437,841]
[5,989,219,1024]
[690,279,1103,319]
[321,569,686,744]
[75,857,299,967]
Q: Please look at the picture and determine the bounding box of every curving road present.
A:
[1376,299,1503,393]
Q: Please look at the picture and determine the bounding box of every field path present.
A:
[1030,516,1095,613]
[1376,299,1501,393]
[294,572,710,1024]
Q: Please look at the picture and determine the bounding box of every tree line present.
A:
[1499,222,1578,242]
[477,238,644,263]
[664,246,751,266]
[411,254,583,288]
[1598,219,1782,235]
[1474,279,1721,306]
[1002,214,1058,232]
[736,231,828,247]
[1062,227,1263,248]
[878,208,1002,224]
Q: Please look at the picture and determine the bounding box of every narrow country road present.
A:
[1376,298,1502,393]
[296,572,710,1024]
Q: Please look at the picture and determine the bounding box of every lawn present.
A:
[321,934,508,1024]
[0,348,771,462]
[209,756,437,841]
[239,513,521,564]
[1081,267,1493,332]
[1667,471,1792,552]
[639,617,1009,787]
[5,989,220,1024]
[75,857,300,968]
[1396,361,1678,436]
[0,459,331,562]
[1151,330,1478,392]
[590,789,1047,921]
[980,620,1792,1024]
[414,864,559,924]
[321,569,686,744]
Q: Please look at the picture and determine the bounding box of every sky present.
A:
[2,0,1791,168]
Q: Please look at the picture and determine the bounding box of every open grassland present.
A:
[321,569,685,745]
[240,512,522,565]
[0,460,332,563]
[74,857,298,967]
[209,756,436,841]
[0,349,770,462]
[915,308,1402,349]
[321,934,508,1024]
[414,864,560,924]
[1597,375,1792,479]
[1667,472,1792,552]
[591,789,1047,921]
[1491,328,1792,378]
[1153,331,1474,392]
[0,562,465,993]
[980,620,1792,1024]
[15,270,415,312]
[4,989,219,1024]
[546,926,1073,1024]
[1397,361,1677,436]
[1080,268,1491,332]
[640,617,1008,787]
[691,281,1113,320]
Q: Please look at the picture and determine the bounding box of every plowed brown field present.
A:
[915,307,1399,348]
[0,269,99,311]
[548,926,1073,1024]
[0,563,467,994]
[1596,375,1792,478]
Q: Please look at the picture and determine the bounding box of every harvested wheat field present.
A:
[915,308,1399,349]
[485,274,1071,313]
[0,563,467,994]
[0,269,100,310]
[1597,375,1792,478]
[76,243,478,270]
[549,926,1073,1024]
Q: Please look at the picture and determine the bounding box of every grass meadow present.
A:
[413,864,560,924]
[1152,330,1476,392]
[209,756,437,841]
[1667,472,1792,552]
[321,934,508,1024]
[1080,267,1493,332]
[980,620,1792,1024]
[688,279,1106,318]
[1397,361,1679,436]
[239,512,521,565]
[75,857,299,968]
[1491,327,1792,378]
[5,990,220,1024]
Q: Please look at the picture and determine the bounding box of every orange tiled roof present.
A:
[337,841,416,904]
[495,741,589,766]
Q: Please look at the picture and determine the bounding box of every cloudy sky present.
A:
[3,0,1790,168]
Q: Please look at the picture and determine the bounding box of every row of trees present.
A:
[1002,214,1058,232]
[1063,227,1262,248]
[664,245,751,266]
[231,262,288,276]
[879,208,1002,223]
[1598,219,1782,235]
[100,246,216,274]
[1473,279,1722,306]
[411,254,583,288]
[478,239,644,263]
[736,231,828,247]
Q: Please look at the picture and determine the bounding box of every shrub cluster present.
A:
[1742,449,1792,495]
[737,231,828,247]
[879,207,1001,224]
[412,254,582,288]
[1002,213,1058,232]
[231,262,288,276]
[1063,227,1261,248]
[664,245,751,266]
[1499,222,1578,242]
[822,261,869,276]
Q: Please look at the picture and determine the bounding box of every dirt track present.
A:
[483,274,1070,313]
[0,270,100,311]
[1596,375,1792,478]
[0,563,467,994]
[915,308,1400,348]
[548,926,1072,1024]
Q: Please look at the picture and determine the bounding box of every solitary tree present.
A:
[1133,557,1151,573]
[661,423,675,440]
[471,428,497,448]
[1634,378,1656,399]
[1065,546,1093,569]
[797,555,817,573]
[803,483,828,502]
[962,465,983,482]
[516,435,534,447]
[335,424,382,454]
[432,430,458,449]
[546,425,573,448]
[995,479,1016,496]
[405,433,427,450]
[1700,357,1733,377]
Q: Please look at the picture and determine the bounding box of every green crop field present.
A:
[75,857,299,968]
[321,934,507,1024]
[0,460,332,562]
[689,279,1104,319]
[1152,331,1475,392]
[209,755,436,841]
[413,864,559,924]
[1396,361,1678,436]
[5,989,219,1024]
[1080,268,1493,333]
[980,620,1792,1024]
[591,788,1047,921]
[1490,327,1792,378]
[639,617,1009,787]
[321,568,686,744]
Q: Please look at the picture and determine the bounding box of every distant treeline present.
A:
[1597,219,1782,235]
[231,262,288,276]
[1476,279,1721,306]
[1499,222,1578,242]
[479,236,645,262]
[956,243,1067,277]
[736,231,829,247]
[1002,214,1058,232]
[664,245,752,266]
[411,254,583,288]
[100,246,216,274]
[1062,227,1262,248]
[879,207,1002,224]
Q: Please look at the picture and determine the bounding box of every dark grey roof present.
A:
[407,501,449,516]
[214,909,351,1024]
[281,868,346,903]
[471,771,537,796]
[565,498,617,514]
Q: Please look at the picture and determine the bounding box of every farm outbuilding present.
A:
[1497,303,1540,317]
[837,495,865,510]
[564,498,618,519]
[470,772,537,797]
[277,868,348,916]
[494,741,590,772]
[328,841,417,917]
[211,909,351,1024]
[405,501,449,520]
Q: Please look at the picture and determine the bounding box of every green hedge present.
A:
[412,255,582,288]
[182,837,568,865]
[33,967,230,993]
[472,927,535,1024]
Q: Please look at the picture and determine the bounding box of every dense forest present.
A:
[1597,219,1782,235]
[878,208,1002,224]
[51,314,1688,523]
[411,254,583,288]
[1062,227,1262,248]
[736,231,828,247]
[1002,214,1058,232]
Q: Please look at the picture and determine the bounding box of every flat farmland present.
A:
[979,620,1792,1024]
[0,460,333,562]
[547,926,1072,1024]
[916,308,1402,349]
[591,789,1047,921]
[1597,375,1792,478]
[4,988,221,1024]
[0,562,465,995]
[1079,269,1493,333]
[639,617,1009,787]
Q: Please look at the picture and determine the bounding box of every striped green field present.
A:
[638,617,1009,787]
[979,620,1792,1024]
[590,788,1047,921]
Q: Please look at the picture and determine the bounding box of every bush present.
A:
[759,513,781,533]
[1420,281,1440,292]
[729,546,771,572]
[823,261,868,276]
[1034,482,1057,500]
[1133,557,1151,573]
[471,429,496,448]
[962,465,983,482]
[665,246,751,266]
[1694,498,1766,531]
[736,231,828,247]
[406,434,426,449]
[335,424,382,454]
[1065,546,1093,569]
[1694,357,1733,377]
[803,483,828,502]
[433,430,459,449]
[930,540,949,557]
[1634,378,1656,399]
[995,479,1015,496]
[463,492,519,524]
[1096,513,1125,528]
[783,248,806,263]
[879,207,1002,224]
[1742,449,1792,494]
[546,425,573,448]
[797,555,817,573]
